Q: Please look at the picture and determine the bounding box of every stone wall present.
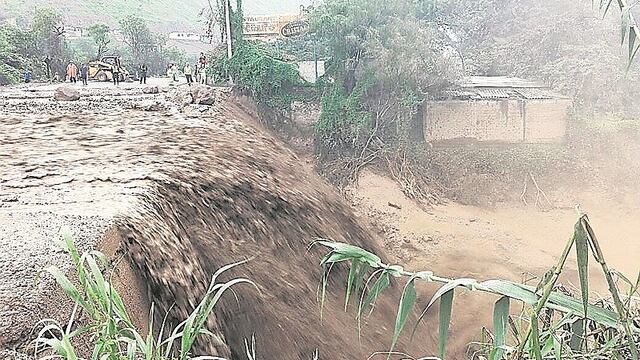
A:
[423,98,569,143]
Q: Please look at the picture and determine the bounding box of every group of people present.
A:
[33,52,211,86]
[65,62,89,85]
[166,52,209,85]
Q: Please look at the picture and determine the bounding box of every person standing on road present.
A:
[184,63,193,85]
[171,63,178,82]
[79,63,88,85]
[112,57,121,85]
[194,64,200,84]
[66,61,78,84]
[23,69,32,83]
[200,63,207,84]
[139,63,148,84]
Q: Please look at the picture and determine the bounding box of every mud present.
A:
[348,169,640,356]
[0,82,427,359]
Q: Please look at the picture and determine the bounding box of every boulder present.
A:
[142,86,159,94]
[54,86,80,101]
[136,100,164,112]
[182,104,214,118]
[167,86,193,108]
[190,84,216,105]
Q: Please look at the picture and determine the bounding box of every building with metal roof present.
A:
[424,76,571,144]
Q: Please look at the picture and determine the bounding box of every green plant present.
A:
[315,72,373,151]
[208,41,303,114]
[315,213,640,359]
[34,233,255,360]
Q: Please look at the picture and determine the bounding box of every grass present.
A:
[34,232,255,360]
[315,211,640,360]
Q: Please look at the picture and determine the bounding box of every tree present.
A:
[87,24,110,59]
[119,15,156,64]
[427,0,640,115]
[31,7,66,78]
[312,0,460,152]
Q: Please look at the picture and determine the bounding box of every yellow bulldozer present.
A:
[87,55,133,82]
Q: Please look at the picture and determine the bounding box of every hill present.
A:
[2,0,312,33]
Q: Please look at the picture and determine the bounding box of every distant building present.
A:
[423,76,571,144]
[168,32,202,42]
[66,26,84,39]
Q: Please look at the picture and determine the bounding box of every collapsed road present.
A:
[0,81,429,359]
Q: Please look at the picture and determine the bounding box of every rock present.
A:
[142,86,159,94]
[182,104,212,118]
[53,86,80,101]
[167,87,193,108]
[136,100,164,111]
[190,84,216,105]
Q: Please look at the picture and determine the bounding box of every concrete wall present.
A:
[524,99,571,143]
[424,98,569,143]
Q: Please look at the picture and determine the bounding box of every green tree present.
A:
[87,23,111,59]
[31,7,66,78]
[119,15,156,65]
[312,0,460,152]
[0,27,23,84]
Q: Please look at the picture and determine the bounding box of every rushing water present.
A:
[1,83,422,358]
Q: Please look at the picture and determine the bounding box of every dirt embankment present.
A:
[0,83,430,359]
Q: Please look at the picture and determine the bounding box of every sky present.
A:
[243,0,314,15]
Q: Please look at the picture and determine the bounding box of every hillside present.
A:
[2,0,312,33]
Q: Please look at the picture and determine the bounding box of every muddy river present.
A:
[1,81,638,359]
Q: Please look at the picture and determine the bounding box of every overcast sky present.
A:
[243,0,314,15]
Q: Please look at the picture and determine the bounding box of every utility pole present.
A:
[224,0,233,59]
[224,0,233,83]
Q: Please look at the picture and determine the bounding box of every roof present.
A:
[438,76,569,100]
[461,76,544,88]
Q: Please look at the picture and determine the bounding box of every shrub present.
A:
[208,41,303,114]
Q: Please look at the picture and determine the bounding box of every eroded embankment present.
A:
[114,97,431,358]
[1,85,426,358]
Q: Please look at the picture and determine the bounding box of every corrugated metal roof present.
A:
[474,88,511,99]
[436,76,569,100]
[514,88,568,99]
[461,76,543,89]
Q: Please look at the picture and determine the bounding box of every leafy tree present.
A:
[0,27,23,84]
[86,23,111,59]
[31,7,66,78]
[119,15,156,64]
[312,0,460,152]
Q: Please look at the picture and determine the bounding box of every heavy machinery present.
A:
[87,55,132,82]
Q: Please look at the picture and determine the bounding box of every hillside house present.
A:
[423,76,570,144]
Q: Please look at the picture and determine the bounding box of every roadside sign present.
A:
[244,15,307,40]
[280,20,309,37]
